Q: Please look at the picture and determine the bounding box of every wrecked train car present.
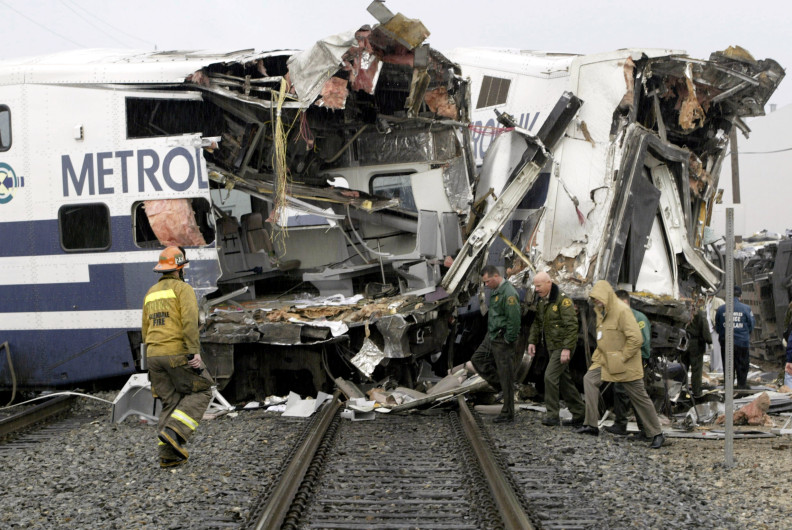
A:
[448,46,784,356]
[0,4,478,397]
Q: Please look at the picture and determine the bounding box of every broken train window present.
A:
[59,203,111,252]
[476,75,511,109]
[133,198,214,249]
[125,97,223,139]
[371,172,417,212]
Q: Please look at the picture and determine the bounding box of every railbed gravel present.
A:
[0,391,790,529]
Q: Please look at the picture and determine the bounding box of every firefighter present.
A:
[142,246,213,468]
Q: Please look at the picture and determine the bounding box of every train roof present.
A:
[0,48,296,85]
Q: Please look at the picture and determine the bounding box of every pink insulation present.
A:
[144,199,206,247]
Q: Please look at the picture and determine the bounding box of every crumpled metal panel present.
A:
[376,314,412,358]
[286,31,356,108]
[351,337,387,377]
[442,156,473,215]
[202,322,260,343]
[357,130,435,165]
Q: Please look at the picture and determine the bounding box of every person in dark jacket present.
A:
[527,271,585,426]
[682,299,712,397]
[470,265,522,423]
[714,285,755,389]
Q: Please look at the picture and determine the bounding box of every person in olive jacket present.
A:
[527,271,585,426]
[143,246,213,468]
[576,280,665,449]
[470,265,522,423]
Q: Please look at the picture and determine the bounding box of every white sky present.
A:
[1,0,790,106]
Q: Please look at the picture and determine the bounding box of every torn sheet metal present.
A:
[376,314,411,358]
[388,374,489,412]
[351,337,387,377]
[286,31,356,108]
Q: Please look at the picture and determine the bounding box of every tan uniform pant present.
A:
[148,355,213,456]
[582,366,662,437]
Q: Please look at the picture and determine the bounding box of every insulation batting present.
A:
[144,199,206,246]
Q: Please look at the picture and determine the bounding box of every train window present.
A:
[58,203,111,252]
[475,76,511,109]
[371,172,417,212]
[133,198,215,248]
[125,98,223,139]
[0,105,10,151]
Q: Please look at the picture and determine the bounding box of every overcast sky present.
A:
[1,0,789,106]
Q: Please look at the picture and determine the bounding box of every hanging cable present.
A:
[0,0,85,46]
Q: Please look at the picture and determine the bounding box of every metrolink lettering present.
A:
[61,147,208,197]
[471,112,541,161]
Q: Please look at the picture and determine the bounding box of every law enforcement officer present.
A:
[470,265,521,423]
[527,271,585,427]
[142,246,213,468]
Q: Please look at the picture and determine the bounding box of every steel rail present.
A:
[251,391,342,530]
[457,395,535,530]
[0,395,76,439]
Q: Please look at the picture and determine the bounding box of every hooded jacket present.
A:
[589,280,643,382]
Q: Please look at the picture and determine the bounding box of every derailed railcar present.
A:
[449,47,784,362]
[0,3,478,398]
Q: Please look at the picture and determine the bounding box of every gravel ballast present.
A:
[0,391,790,529]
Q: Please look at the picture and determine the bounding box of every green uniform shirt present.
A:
[142,276,199,357]
[631,308,651,360]
[488,279,521,343]
[527,284,578,352]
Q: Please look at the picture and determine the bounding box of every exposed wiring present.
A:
[272,78,291,250]
[726,146,792,155]
[0,0,84,47]
[60,0,135,47]
[0,390,114,411]
[61,0,155,47]
[345,205,392,258]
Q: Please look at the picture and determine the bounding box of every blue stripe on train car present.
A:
[0,328,136,387]
[0,260,219,313]
[0,216,144,257]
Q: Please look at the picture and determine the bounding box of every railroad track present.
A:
[0,395,78,449]
[246,392,540,530]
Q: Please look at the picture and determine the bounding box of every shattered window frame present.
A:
[0,105,10,151]
[370,172,418,213]
[58,203,111,253]
[125,97,222,140]
[132,198,215,249]
[475,75,511,109]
